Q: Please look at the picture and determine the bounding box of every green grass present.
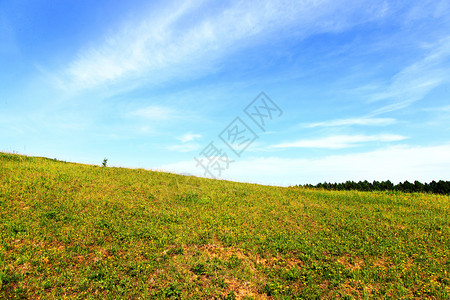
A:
[0,152,449,299]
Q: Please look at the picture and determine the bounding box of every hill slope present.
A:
[0,153,449,299]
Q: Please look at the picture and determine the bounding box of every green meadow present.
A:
[0,152,448,299]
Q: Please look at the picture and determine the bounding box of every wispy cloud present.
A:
[167,132,202,152]
[423,104,450,112]
[370,37,450,115]
[272,134,407,149]
[59,0,393,91]
[178,133,201,143]
[305,117,396,128]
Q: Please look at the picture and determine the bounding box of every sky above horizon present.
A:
[1,0,450,186]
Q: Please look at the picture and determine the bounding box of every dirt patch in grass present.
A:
[339,280,363,298]
[198,243,249,260]
[186,241,304,270]
[16,262,32,275]
[176,242,273,298]
[223,277,270,299]
[337,254,364,271]
[373,257,389,269]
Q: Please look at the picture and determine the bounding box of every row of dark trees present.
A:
[298,180,450,195]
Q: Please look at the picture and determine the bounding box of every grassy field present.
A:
[0,152,449,299]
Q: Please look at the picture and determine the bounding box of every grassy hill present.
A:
[0,152,448,299]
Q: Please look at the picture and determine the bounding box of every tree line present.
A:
[297,180,450,195]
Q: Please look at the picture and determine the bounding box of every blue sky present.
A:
[1,0,450,186]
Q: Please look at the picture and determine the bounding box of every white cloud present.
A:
[178,133,201,143]
[272,134,407,149]
[60,0,392,91]
[167,133,202,152]
[159,144,450,186]
[305,117,396,128]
